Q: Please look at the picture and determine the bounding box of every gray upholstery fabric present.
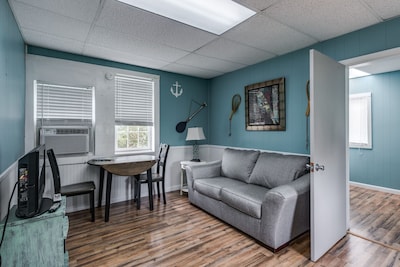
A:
[220,183,268,219]
[186,148,310,250]
[249,152,309,188]
[221,148,260,183]
[194,177,243,201]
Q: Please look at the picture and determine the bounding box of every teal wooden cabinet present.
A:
[0,197,68,266]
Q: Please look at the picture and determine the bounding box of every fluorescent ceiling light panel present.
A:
[117,0,256,35]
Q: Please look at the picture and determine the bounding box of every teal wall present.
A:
[0,0,25,174]
[209,17,400,155]
[27,46,210,148]
[349,71,400,189]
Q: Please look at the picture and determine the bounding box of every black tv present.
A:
[15,145,52,218]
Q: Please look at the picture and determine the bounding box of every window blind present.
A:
[349,92,372,148]
[115,75,154,126]
[35,81,94,126]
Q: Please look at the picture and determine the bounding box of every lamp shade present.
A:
[186,127,206,141]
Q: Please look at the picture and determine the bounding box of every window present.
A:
[349,92,372,149]
[35,81,95,154]
[115,74,156,153]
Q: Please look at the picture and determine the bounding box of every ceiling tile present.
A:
[95,0,218,51]
[86,27,190,62]
[175,54,246,73]
[83,44,169,70]
[195,38,275,65]
[362,0,400,20]
[233,0,279,11]
[223,14,317,55]
[161,63,223,79]
[10,1,91,41]
[264,0,381,41]
[22,30,85,54]
[10,0,100,22]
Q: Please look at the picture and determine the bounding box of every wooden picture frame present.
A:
[245,77,285,131]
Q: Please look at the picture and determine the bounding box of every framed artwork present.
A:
[245,77,285,131]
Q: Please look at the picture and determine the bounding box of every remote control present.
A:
[53,193,62,202]
[49,202,61,213]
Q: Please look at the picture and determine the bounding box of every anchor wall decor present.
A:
[170,81,183,98]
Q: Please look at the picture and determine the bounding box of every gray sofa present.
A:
[186,148,310,251]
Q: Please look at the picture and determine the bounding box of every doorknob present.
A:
[306,162,325,172]
[315,163,325,171]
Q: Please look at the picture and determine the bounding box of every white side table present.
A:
[180,161,207,195]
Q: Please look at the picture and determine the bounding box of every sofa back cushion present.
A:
[249,152,309,188]
[221,148,260,183]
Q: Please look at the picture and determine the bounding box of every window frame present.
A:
[34,80,96,154]
[349,92,372,149]
[114,72,160,155]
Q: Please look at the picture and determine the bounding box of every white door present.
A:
[310,49,347,261]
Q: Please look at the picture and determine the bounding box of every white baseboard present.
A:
[350,181,400,195]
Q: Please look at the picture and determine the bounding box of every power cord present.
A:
[0,181,19,267]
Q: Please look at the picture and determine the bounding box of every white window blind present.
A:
[115,75,154,126]
[35,81,94,126]
[349,92,372,149]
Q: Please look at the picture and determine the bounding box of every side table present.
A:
[180,161,207,195]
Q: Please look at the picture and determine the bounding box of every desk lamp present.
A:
[186,127,206,162]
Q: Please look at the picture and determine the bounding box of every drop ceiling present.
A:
[8,0,400,79]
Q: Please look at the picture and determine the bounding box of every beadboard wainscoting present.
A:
[1,145,213,216]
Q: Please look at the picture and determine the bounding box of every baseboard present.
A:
[350,181,400,195]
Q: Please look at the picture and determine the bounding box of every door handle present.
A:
[306,162,325,172]
[315,163,325,171]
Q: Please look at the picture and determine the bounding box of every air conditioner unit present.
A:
[40,127,90,155]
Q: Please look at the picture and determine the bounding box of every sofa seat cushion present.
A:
[220,184,269,219]
[249,152,309,188]
[221,148,260,183]
[194,177,244,201]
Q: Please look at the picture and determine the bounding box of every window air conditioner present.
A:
[40,127,90,155]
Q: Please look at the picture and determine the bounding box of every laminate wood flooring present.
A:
[66,186,400,266]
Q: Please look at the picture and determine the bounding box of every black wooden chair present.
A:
[134,143,170,209]
[47,148,96,221]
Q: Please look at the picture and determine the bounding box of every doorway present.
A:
[341,47,400,248]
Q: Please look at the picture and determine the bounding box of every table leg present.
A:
[105,172,113,222]
[98,167,105,208]
[147,169,153,211]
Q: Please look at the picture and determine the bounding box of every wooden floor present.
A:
[66,186,400,266]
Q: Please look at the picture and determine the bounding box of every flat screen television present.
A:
[15,144,52,218]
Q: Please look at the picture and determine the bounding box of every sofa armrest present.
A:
[260,173,310,249]
[186,160,222,190]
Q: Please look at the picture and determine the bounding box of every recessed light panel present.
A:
[117,0,256,35]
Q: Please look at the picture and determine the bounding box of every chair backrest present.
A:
[157,143,170,178]
[47,148,61,194]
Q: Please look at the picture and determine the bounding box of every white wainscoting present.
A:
[0,162,18,219]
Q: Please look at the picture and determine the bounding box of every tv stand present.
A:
[0,197,68,266]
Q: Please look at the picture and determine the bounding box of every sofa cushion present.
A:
[221,148,260,183]
[194,177,245,201]
[220,183,269,219]
[249,152,309,188]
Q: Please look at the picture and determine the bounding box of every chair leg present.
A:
[162,181,166,205]
[136,179,141,210]
[133,177,137,202]
[90,191,95,222]
[157,182,161,199]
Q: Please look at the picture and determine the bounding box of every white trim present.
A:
[0,161,17,183]
[350,181,400,195]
